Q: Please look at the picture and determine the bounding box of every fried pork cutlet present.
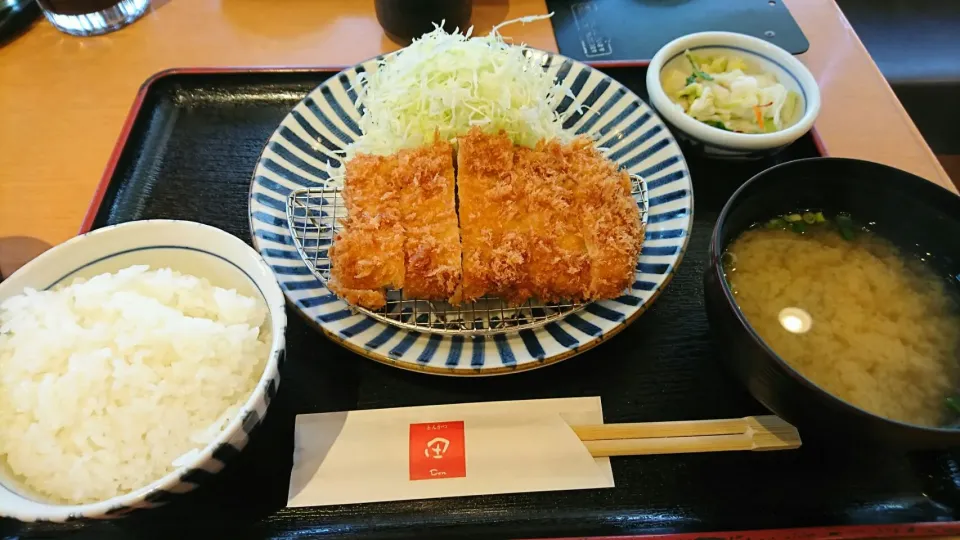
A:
[327,153,405,310]
[457,128,532,304]
[330,129,641,310]
[566,137,645,299]
[396,140,462,303]
[516,142,591,303]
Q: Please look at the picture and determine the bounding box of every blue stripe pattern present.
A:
[340,72,359,107]
[577,87,627,135]
[493,334,516,366]
[271,264,312,275]
[251,210,286,228]
[607,122,660,162]
[282,279,323,291]
[418,334,443,364]
[563,78,611,130]
[263,248,302,260]
[623,138,671,170]
[553,59,574,88]
[297,294,339,308]
[245,49,693,377]
[648,189,689,206]
[252,192,285,212]
[291,110,342,166]
[545,322,579,348]
[577,87,626,134]
[642,245,679,256]
[555,69,590,115]
[637,262,671,275]
[318,309,352,322]
[614,295,642,306]
[389,332,421,358]
[564,314,603,337]
[447,335,464,367]
[585,303,625,322]
[270,138,330,182]
[648,208,689,224]
[320,86,362,137]
[341,317,377,338]
[647,228,686,240]
[647,170,686,190]
[254,175,292,196]
[365,326,399,349]
[639,155,681,178]
[260,158,315,189]
[304,98,354,145]
[471,336,485,368]
[519,329,546,360]
[633,280,657,291]
[596,100,640,138]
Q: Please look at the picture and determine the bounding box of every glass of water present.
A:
[36,0,149,36]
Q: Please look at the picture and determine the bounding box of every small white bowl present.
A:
[0,220,286,522]
[646,31,821,159]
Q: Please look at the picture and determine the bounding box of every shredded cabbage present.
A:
[346,16,577,157]
[661,50,801,134]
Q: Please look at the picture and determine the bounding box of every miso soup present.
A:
[723,212,960,427]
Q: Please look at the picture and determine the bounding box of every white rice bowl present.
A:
[0,265,270,505]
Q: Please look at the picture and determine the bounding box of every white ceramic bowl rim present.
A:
[0,220,286,520]
[646,31,821,151]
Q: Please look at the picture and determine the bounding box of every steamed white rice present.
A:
[0,265,269,504]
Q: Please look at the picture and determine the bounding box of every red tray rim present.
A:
[528,522,960,540]
[77,66,949,540]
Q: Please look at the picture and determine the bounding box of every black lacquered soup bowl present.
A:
[704,157,960,448]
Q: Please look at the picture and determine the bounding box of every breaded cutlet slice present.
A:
[327,153,405,309]
[395,140,463,303]
[565,137,645,299]
[514,142,591,303]
[457,128,532,304]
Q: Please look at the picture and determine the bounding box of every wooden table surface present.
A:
[0,0,953,276]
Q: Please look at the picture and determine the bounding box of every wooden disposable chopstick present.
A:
[571,416,801,457]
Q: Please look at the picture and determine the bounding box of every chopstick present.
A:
[571,416,801,457]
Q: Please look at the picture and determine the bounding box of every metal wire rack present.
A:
[286,175,649,336]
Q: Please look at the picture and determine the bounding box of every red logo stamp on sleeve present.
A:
[409,421,466,481]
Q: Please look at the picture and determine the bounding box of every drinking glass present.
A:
[36,0,149,36]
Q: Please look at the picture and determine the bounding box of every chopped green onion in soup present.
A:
[760,211,851,239]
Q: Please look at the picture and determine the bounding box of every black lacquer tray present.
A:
[2,66,960,540]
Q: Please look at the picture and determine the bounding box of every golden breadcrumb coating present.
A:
[328,153,405,309]
[457,128,533,305]
[515,141,591,303]
[457,128,642,304]
[330,129,643,309]
[565,137,645,298]
[396,140,463,302]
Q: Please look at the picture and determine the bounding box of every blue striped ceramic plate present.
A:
[248,51,693,376]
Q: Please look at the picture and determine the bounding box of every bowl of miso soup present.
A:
[705,157,960,447]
